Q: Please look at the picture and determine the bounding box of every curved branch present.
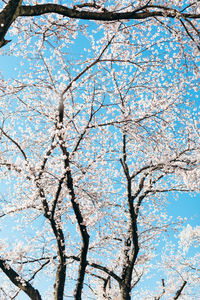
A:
[19,4,200,20]
[0,127,27,160]
[65,255,122,284]
[1,2,199,48]
[0,0,22,47]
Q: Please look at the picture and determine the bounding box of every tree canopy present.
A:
[0,1,200,299]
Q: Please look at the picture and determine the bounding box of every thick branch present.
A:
[60,146,90,299]
[1,2,199,48]
[0,258,42,300]
[49,219,66,300]
[55,89,91,299]
[120,177,139,299]
[0,0,22,47]
[19,4,200,20]
[55,112,90,299]
[120,135,139,300]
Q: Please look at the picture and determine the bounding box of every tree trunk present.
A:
[120,283,131,300]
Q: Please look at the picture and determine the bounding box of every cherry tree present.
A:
[0,1,200,299]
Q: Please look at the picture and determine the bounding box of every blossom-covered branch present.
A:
[0,1,200,47]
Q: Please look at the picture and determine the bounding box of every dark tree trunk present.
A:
[120,283,131,300]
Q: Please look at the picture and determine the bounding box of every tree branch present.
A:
[174,281,187,300]
[0,127,27,160]
[14,255,122,284]
[0,0,22,47]
[55,112,90,299]
[65,255,122,284]
[155,278,165,300]
[0,258,42,300]
[19,4,200,20]
[120,134,139,300]
[60,146,90,299]
[0,2,199,48]
[49,218,66,300]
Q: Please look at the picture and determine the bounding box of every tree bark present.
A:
[120,135,140,300]
[1,1,200,48]
[0,0,22,47]
[120,283,131,300]
[19,4,200,21]
[49,219,66,300]
[0,258,42,300]
[174,281,187,300]
[57,103,90,299]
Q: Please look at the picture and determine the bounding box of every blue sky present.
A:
[0,8,200,299]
